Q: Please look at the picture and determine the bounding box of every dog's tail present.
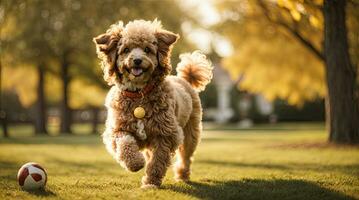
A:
[176,51,213,92]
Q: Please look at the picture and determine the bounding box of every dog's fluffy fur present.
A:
[93,19,213,188]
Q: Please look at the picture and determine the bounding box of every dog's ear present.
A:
[93,22,123,85]
[155,30,179,77]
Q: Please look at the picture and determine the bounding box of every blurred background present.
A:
[0,0,358,143]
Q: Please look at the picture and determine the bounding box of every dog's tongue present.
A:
[131,68,143,76]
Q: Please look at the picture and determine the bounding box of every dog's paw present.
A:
[141,176,161,188]
[174,173,190,183]
[115,135,145,172]
[141,184,159,189]
[174,164,190,182]
[126,160,145,172]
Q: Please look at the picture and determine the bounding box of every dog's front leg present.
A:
[141,138,172,189]
[115,134,145,172]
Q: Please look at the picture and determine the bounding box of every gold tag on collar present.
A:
[134,106,146,119]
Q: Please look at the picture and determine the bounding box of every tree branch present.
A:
[278,21,324,60]
[303,0,323,11]
[257,0,324,61]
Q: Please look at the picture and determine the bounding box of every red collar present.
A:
[121,83,155,99]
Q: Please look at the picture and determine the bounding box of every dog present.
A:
[93,19,213,189]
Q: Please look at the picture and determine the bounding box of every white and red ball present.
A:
[17,162,47,190]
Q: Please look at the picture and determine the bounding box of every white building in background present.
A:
[208,64,273,124]
[212,64,234,123]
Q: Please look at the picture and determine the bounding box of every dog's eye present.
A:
[144,47,151,54]
[123,48,130,54]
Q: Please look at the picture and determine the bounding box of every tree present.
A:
[1,0,57,135]
[54,0,193,134]
[0,0,49,135]
[35,65,47,134]
[324,0,359,143]
[2,0,195,135]
[216,1,325,105]
[216,0,359,143]
[0,0,16,137]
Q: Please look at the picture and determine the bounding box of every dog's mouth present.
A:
[131,67,144,77]
[129,67,149,77]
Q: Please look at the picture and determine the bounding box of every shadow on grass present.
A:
[201,137,282,143]
[165,179,354,200]
[0,135,101,145]
[198,160,359,176]
[0,160,20,169]
[50,158,118,173]
[24,188,56,197]
[199,160,290,170]
[0,160,21,181]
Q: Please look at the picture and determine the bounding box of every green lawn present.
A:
[0,124,358,200]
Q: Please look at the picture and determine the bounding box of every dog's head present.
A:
[93,20,179,90]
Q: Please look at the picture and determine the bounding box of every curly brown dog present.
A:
[93,19,213,189]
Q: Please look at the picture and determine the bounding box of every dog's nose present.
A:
[133,59,142,65]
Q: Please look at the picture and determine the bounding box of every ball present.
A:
[17,162,47,190]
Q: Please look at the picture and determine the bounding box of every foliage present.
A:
[1,0,194,108]
[2,65,37,107]
[215,0,358,106]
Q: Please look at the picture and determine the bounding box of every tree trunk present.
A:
[0,54,8,138]
[324,0,359,143]
[60,56,72,134]
[91,107,99,134]
[324,96,330,132]
[34,65,47,134]
[1,113,8,138]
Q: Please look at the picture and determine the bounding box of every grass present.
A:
[0,123,358,200]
